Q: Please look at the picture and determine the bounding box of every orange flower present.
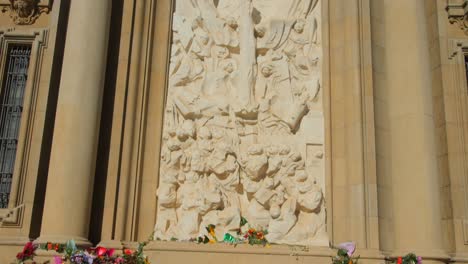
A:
[256,232,264,240]
[248,228,255,235]
[124,249,133,255]
[348,260,353,264]
[46,242,52,250]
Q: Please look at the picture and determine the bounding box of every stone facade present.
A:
[0,0,465,263]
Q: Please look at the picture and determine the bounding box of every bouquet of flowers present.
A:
[332,242,359,264]
[391,253,422,264]
[195,217,269,246]
[16,238,152,264]
[16,242,36,263]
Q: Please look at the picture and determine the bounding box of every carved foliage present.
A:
[447,0,468,35]
[1,0,49,25]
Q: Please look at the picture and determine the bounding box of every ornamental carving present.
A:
[1,0,49,25]
[447,0,468,35]
[155,0,326,246]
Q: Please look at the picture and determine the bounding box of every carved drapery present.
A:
[447,0,468,34]
[155,0,326,246]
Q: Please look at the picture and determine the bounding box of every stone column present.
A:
[383,0,445,259]
[36,0,111,246]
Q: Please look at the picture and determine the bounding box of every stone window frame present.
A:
[0,28,47,228]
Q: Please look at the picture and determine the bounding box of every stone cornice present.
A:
[447,0,468,34]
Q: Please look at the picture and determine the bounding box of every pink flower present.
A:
[54,256,63,264]
[337,242,356,256]
[417,256,422,264]
[115,257,125,264]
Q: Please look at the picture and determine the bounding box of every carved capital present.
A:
[1,0,50,25]
[447,0,468,34]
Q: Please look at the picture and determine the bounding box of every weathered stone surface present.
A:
[155,0,326,246]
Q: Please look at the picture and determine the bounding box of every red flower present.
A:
[47,242,52,250]
[124,248,133,255]
[16,252,24,260]
[54,244,59,251]
[96,246,107,257]
[397,257,403,264]
[23,242,35,256]
[16,242,36,260]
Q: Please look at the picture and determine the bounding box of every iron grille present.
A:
[0,45,31,208]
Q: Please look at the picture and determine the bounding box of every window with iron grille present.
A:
[0,45,31,208]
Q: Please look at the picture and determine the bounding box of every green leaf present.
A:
[337,248,348,257]
[240,217,248,227]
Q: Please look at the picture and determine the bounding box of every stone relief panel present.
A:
[155,0,326,246]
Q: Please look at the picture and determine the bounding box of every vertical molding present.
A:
[446,39,468,246]
[136,0,173,241]
[329,0,379,250]
[112,0,155,242]
[357,0,380,250]
[100,0,137,243]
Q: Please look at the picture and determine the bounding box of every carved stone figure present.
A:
[156,0,326,246]
[7,0,44,25]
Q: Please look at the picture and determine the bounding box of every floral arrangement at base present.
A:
[192,217,269,246]
[16,242,36,263]
[388,253,422,264]
[331,242,359,264]
[16,237,153,264]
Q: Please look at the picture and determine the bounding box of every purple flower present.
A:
[86,252,96,264]
[417,256,422,264]
[337,242,356,256]
[70,252,86,264]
